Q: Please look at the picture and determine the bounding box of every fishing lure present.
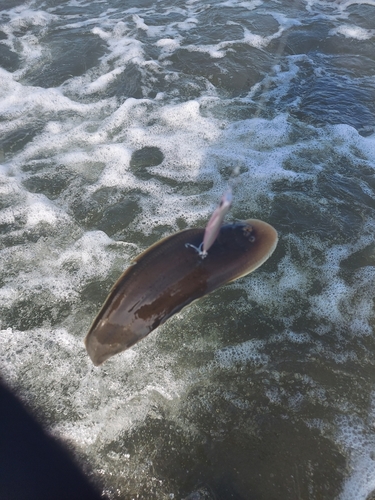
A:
[185,188,233,258]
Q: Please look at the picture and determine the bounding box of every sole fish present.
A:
[85,219,278,365]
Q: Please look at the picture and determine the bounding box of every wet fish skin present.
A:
[85,219,278,366]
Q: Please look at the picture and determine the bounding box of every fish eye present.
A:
[242,225,255,242]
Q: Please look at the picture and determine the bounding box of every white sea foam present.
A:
[337,403,375,500]
[6,7,58,29]
[156,37,181,53]
[91,21,145,69]
[216,0,263,9]
[331,24,374,40]
[215,339,269,369]
[1,0,375,497]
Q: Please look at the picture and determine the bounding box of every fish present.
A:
[85,219,278,366]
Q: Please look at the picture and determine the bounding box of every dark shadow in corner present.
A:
[0,377,103,500]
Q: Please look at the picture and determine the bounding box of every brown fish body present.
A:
[85,219,278,365]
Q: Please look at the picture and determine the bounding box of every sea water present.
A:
[1,0,375,498]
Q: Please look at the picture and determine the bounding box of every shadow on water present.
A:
[0,377,103,500]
